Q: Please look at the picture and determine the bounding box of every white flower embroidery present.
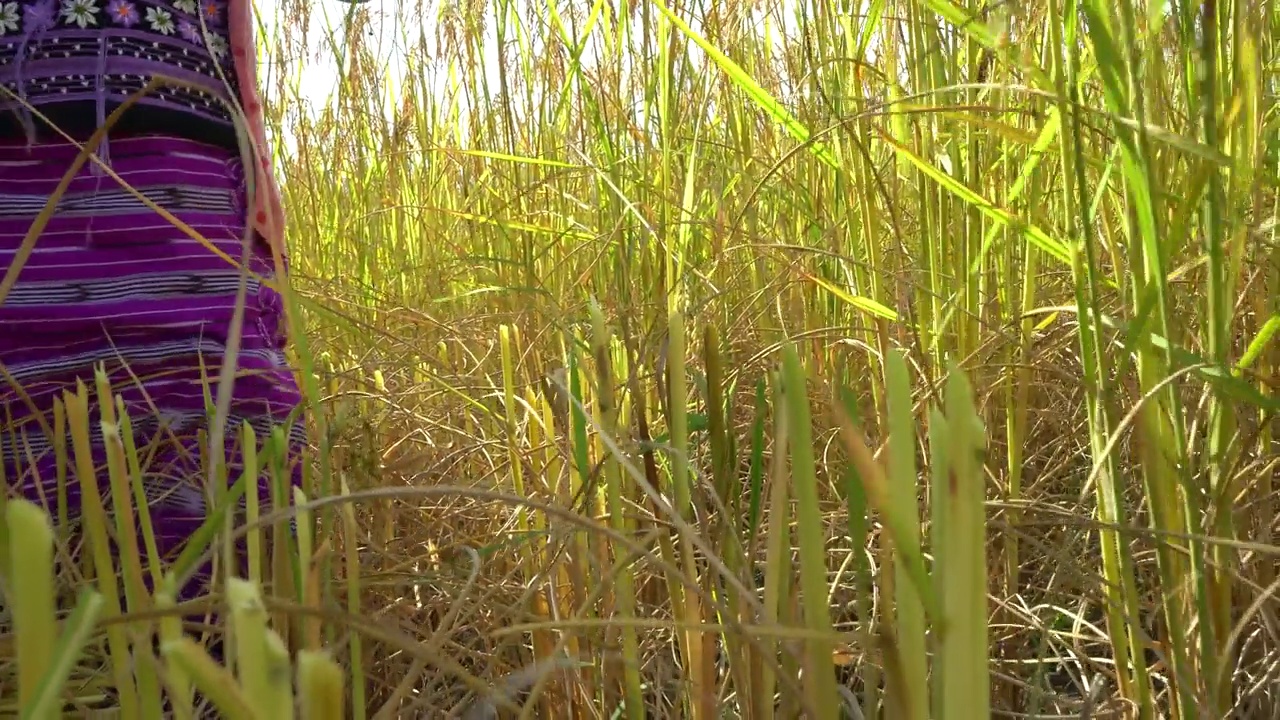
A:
[173,0,195,13]
[60,0,98,27]
[0,1,21,33]
[0,2,19,34]
[205,31,227,61]
[145,5,172,33]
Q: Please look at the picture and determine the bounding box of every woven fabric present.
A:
[0,0,239,130]
[0,0,286,257]
[0,133,305,600]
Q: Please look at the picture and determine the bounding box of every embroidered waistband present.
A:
[0,0,239,134]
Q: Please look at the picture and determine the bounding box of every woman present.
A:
[0,0,304,605]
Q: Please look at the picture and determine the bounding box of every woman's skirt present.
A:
[0,134,307,603]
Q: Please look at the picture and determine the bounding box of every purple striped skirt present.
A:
[0,134,306,603]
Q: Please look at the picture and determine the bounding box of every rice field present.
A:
[2,0,1278,718]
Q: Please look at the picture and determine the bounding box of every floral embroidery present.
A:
[198,0,220,25]
[60,0,99,27]
[105,0,136,25]
[144,4,171,33]
[205,30,226,60]
[24,0,57,30]
[2,0,228,42]
[0,2,19,34]
[1,3,230,67]
[178,17,198,42]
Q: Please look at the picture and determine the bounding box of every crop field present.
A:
[0,0,1277,718]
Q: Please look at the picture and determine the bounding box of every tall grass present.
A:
[1,0,1277,717]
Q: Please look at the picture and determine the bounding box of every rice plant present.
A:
[1,0,1277,718]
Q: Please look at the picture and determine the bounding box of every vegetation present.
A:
[1,0,1277,717]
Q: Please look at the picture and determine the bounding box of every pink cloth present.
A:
[228,0,287,261]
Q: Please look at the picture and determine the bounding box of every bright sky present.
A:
[245,0,870,161]
[252,0,512,115]
[254,0,398,108]
[249,0,817,113]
